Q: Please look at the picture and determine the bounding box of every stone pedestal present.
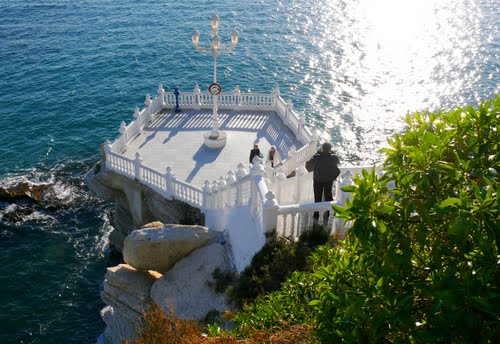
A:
[204,131,227,148]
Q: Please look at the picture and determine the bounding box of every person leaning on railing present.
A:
[306,142,341,222]
[266,145,282,168]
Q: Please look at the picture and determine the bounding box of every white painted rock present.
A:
[150,243,235,320]
[123,224,216,273]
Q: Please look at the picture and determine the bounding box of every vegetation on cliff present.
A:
[133,96,500,343]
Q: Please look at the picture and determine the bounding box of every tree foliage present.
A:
[234,96,500,343]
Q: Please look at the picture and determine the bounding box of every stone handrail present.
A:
[269,165,380,206]
[277,201,337,238]
[200,157,364,240]
[278,141,318,177]
[111,99,155,154]
[159,84,312,145]
[103,145,203,208]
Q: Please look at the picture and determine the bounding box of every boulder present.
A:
[123,224,216,273]
[150,243,235,320]
[0,178,52,203]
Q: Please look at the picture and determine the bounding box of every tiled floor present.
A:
[123,108,303,187]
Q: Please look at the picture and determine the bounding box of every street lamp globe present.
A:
[212,35,221,54]
[230,30,240,46]
[191,29,200,48]
[210,14,220,33]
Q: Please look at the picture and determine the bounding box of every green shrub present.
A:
[233,228,329,308]
[234,97,500,343]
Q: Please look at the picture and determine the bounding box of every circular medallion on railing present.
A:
[208,82,222,95]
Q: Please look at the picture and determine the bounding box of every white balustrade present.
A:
[277,201,336,238]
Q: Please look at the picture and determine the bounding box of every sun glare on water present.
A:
[281,0,495,162]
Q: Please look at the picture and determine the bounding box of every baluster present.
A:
[236,163,248,206]
[203,180,211,211]
[284,100,292,126]
[288,213,294,237]
[119,121,127,148]
[294,161,307,203]
[218,176,226,207]
[165,167,176,198]
[103,140,112,166]
[193,84,201,110]
[133,107,141,128]
[226,171,236,206]
[233,86,240,110]
[157,84,165,109]
[274,167,286,204]
[211,181,219,210]
[263,191,278,234]
[298,113,306,141]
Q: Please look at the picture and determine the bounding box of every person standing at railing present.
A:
[249,144,263,164]
[306,142,341,223]
[266,145,282,168]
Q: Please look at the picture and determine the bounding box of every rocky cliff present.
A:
[85,162,202,252]
[97,222,235,344]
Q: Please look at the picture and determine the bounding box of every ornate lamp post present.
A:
[192,15,240,148]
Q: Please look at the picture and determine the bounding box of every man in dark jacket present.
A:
[249,144,262,164]
[306,142,340,220]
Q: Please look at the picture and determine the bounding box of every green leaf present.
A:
[308,300,321,306]
[332,205,345,214]
[439,198,462,208]
[341,185,356,193]
[377,221,387,234]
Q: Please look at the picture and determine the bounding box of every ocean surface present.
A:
[0,0,498,342]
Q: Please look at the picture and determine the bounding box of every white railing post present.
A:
[144,94,153,122]
[193,84,201,110]
[250,156,265,216]
[218,176,227,208]
[157,84,165,108]
[294,161,308,203]
[273,85,280,111]
[202,180,211,212]
[233,85,240,110]
[145,93,152,108]
[274,167,287,204]
[133,107,143,134]
[334,171,353,205]
[236,163,248,206]
[119,121,127,144]
[226,170,237,207]
[165,166,176,198]
[263,191,279,233]
[285,100,292,127]
[103,140,113,166]
[134,152,143,181]
[288,145,297,175]
[333,171,354,238]
[211,180,219,210]
[298,113,306,141]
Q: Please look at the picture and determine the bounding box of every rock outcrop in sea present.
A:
[97,222,235,344]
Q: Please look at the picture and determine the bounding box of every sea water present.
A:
[0,0,498,342]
